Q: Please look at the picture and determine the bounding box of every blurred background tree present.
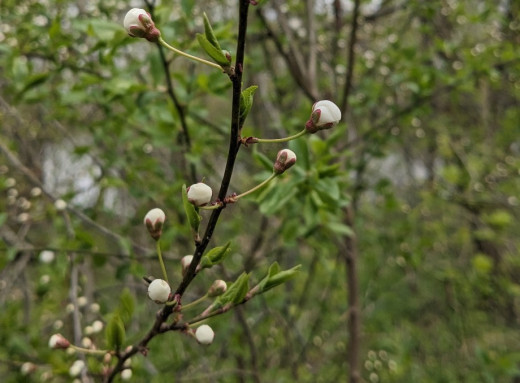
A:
[0,0,519,382]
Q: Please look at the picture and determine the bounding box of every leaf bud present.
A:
[147,279,171,303]
[273,149,297,175]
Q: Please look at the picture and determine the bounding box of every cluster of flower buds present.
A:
[147,279,171,303]
[144,208,166,240]
[187,183,213,207]
[306,100,342,133]
[124,8,161,42]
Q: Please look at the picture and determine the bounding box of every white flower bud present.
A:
[20,362,36,376]
[92,320,104,333]
[181,255,194,276]
[143,208,166,240]
[273,149,297,175]
[49,333,70,349]
[81,337,92,348]
[187,183,213,207]
[207,280,227,297]
[30,187,42,197]
[54,199,67,211]
[89,303,100,313]
[69,360,85,377]
[121,369,133,380]
[195,324,215,345]
[103,353,112,364]
[147,279,171,303]
[306,100,342,133]
[77,296,88,307]
[39,250,55,264]
[123,8,161,42]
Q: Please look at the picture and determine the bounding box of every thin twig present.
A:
[104,1,252,380]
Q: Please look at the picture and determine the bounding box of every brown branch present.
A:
[256,9,317,101]
[147,3,198,184]
[340,0,361,113]
[104,1,252,380]
[339,1,362,382]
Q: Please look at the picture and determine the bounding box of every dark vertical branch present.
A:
[234,307,261,383]
[156,43,198,183]
[343,207,360,383]
[340,0,361,113]
[105,1,251,380]
[339,1,362,382]
[147,2,198,183]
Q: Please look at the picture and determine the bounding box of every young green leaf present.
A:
[105,313,125,351]
[215,272,249,308]
[263,264,301,292]
[239,85,258,127]
[182,184,201,235]
[200,241,231,269]
[203,13,221,50]
[196,34,230,67]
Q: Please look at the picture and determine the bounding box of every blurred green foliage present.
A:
[0,0,519,382]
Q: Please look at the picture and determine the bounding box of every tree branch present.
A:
[104,1,252,380]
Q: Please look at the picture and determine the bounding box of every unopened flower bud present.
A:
[69,360,85,378]
[54,199,67,211]
[91,320,104,333]
[147,279,171,303]
[123,8,161,42]
[195,324,215,345]
[121,369,133,380]
[207,280,227,297]
[181,255,194,276]
[187,183,212,207]
[39,250,55,264]
[306,100,342,133]
[49,333,70,350]
[273,149,297,175]
[20,362,36,376]
[143,208,166,240]
[81,337,92,348]
[103,353,112,364]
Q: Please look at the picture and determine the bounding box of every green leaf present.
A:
[252,148,274,172]
[263,264,302,292]
[255,262,302,295]
[182,184,201,235]
[326,222,354,237]
[118,288,134,325]
[105,313,125,351]
[200,242,231,269]
[196,34,229,66]
[239,85,258,127]
[216,272,250,307]
[203,13,221,50]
